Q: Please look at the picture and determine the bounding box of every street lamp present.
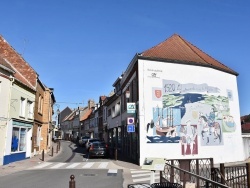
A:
[78,107,81,137]
[126,90,130,101]
[56,108,60,128]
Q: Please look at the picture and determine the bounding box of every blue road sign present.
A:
[127,124,135,132]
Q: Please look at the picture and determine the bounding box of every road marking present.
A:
[82,162,94,168]
[132,173,151,177]
[131,170,151,174]
[133,175,160,183]
[98,162,109,168]
[107,169,118,176]
[130,169,160,183]
[66,163,81,168]
[33,162,52,169]
[108,169,117,174]
[50,163,66,169]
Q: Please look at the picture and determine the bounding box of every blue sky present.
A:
[1,0,249,116]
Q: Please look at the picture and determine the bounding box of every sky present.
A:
[1,0,250,117]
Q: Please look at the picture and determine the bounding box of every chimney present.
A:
[88,99,95,109]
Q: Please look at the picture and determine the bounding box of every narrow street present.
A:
[0,140,156,188]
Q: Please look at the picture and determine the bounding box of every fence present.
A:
[160,158,250,188]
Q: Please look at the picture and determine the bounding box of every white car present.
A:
[79,136,90,146]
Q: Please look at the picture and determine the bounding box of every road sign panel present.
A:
[127,117,134,124]
[127,102,136,113]
[127,124,135,132]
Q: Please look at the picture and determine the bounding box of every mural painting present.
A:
[146,80,236,155]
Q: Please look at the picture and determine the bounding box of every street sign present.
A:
[127,102,136,113]
[127,124,135,132]
[127,117,134,124]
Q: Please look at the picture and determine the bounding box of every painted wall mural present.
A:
[146,80,236,156]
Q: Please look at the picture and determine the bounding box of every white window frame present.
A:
[20,97,26,117]
[11,126,28,152]
[27,100,34,119]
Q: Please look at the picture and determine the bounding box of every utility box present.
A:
[142,158,165,171]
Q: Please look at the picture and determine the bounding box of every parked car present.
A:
[52,136,57,142]
[85,138,100,150]
[79,136,90,146]
[88,141,108,158]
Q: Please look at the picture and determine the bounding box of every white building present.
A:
[110,34,242,165]
[137,34,242,165]
[0,36,37,165]
[0,58,15,165]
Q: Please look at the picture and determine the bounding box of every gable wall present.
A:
[138,60,243,165]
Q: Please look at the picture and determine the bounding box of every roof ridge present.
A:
[140,34,176,54]
[178,35,236,73]
[177,35,210,65]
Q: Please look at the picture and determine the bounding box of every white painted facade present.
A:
[0,75,12,165]
[3,82,35,164]
[138,60,243,165]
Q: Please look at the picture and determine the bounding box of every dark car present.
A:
[88,141,108,158]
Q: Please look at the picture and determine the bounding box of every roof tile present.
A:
[141,34,238,75]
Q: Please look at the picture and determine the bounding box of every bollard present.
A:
[56,143,59,153]
[51,147,54,157]
[69,175,75,188]
[42,149,44,161]
[58,141,60,151]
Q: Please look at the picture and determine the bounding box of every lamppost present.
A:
[125,90,130,160]
[57,108,60,128]
[78,107,82,138]
[126,90,130,102]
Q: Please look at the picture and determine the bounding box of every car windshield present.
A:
[89,139,100,143]
[81,136,89,139]
[92,142,106,147]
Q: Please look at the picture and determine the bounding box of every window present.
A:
[11,127,27,152]
[27,100,34,119]
[116,102,121,116]
[36,127,41,147]
[103,108,107,122]
[108,109,111,117]
[112,106,115,117]
[111,102,121,118]
[20,97,26,117]
[38,95,43,114]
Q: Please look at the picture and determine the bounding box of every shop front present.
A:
[4,120,32,165]
[108,122,139,164]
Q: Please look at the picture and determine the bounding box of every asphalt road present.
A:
[0,141,124,188]
[0,169,123,188]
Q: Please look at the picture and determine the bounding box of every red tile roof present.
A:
[140,34,238,75]
[0,35,37,90]
[242,123,250,132]
[80,108,92,121]
[0,57,15,73]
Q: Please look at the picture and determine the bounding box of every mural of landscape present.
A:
[146,80,236,156]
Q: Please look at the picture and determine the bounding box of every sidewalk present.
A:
[0,141,62,177]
